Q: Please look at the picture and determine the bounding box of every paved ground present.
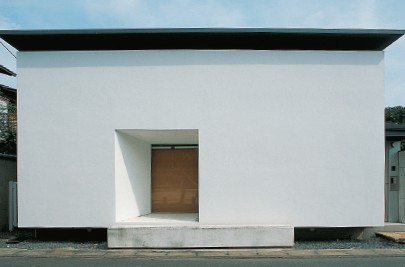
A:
[1,255,405,267]
[0,247,404,259]
[1,241,405,267]
[377,232,405,243]
[1,230,405,264]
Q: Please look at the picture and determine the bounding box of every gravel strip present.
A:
[0,230,108,250]
[295,237,405,249]
[1,240,108,250]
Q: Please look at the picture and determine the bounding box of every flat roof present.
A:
[0,28,404,52]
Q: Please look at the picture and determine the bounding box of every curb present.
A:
[0,248,404,259]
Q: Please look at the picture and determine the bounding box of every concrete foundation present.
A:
[108,213,293,248]
[108,224,294,248]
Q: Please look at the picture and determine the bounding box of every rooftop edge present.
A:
[0,28,404,52]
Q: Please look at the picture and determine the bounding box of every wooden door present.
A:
[152,148,198,212]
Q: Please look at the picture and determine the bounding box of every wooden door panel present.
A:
[152,149,198,212]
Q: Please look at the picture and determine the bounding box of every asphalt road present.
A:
[1,256,405,267]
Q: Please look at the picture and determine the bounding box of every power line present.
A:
[0,39,16,59]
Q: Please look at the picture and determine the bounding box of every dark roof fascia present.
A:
[386,134,405,141]
[0,153,16,160]
[0,84,16,93]
[386,123,405,141]
[386,123,405,131]
[0,28,403,52]
[1,28,404,35]
[0,65,16,76]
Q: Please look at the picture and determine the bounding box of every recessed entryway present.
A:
[114,129,199,222]
[152,147,198,213]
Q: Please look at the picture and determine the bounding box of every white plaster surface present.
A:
[17,50,385,228]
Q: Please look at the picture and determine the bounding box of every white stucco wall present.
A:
[17,50,384,227]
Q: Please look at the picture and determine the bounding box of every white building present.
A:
[0,28,403,247]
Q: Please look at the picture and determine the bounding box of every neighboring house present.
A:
[0,64,17,231]
[0,152,16,231]
[385,123,405,223]
[0,72,17,155]
[0,64,16,114]
[0,28,404,247]
[0,84,16,104]
[0,84,17,137]
[0,64,17,127]
[0,84,17,127]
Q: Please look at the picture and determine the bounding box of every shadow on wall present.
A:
[19,50,383,69]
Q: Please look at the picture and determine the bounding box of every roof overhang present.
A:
[0,65,16,76]
[0,28,404,52]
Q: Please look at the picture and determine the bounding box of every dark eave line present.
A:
[0,28,404,52]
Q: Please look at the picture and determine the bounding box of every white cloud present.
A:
[150,0,246,27]
[0,15,18,88]
[243,0,386,29]
[0,15,19,30]
[356,0,379,28]
[83,0,142,25]
[385,36,405,106]
[82,0,246,27]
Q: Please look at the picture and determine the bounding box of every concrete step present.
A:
[108,224,294,248]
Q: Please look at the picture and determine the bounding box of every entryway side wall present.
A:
[115,131,151,222]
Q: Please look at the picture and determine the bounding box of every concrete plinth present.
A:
[108,224,293,248]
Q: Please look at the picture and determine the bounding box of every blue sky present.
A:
[0,0,404,106]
